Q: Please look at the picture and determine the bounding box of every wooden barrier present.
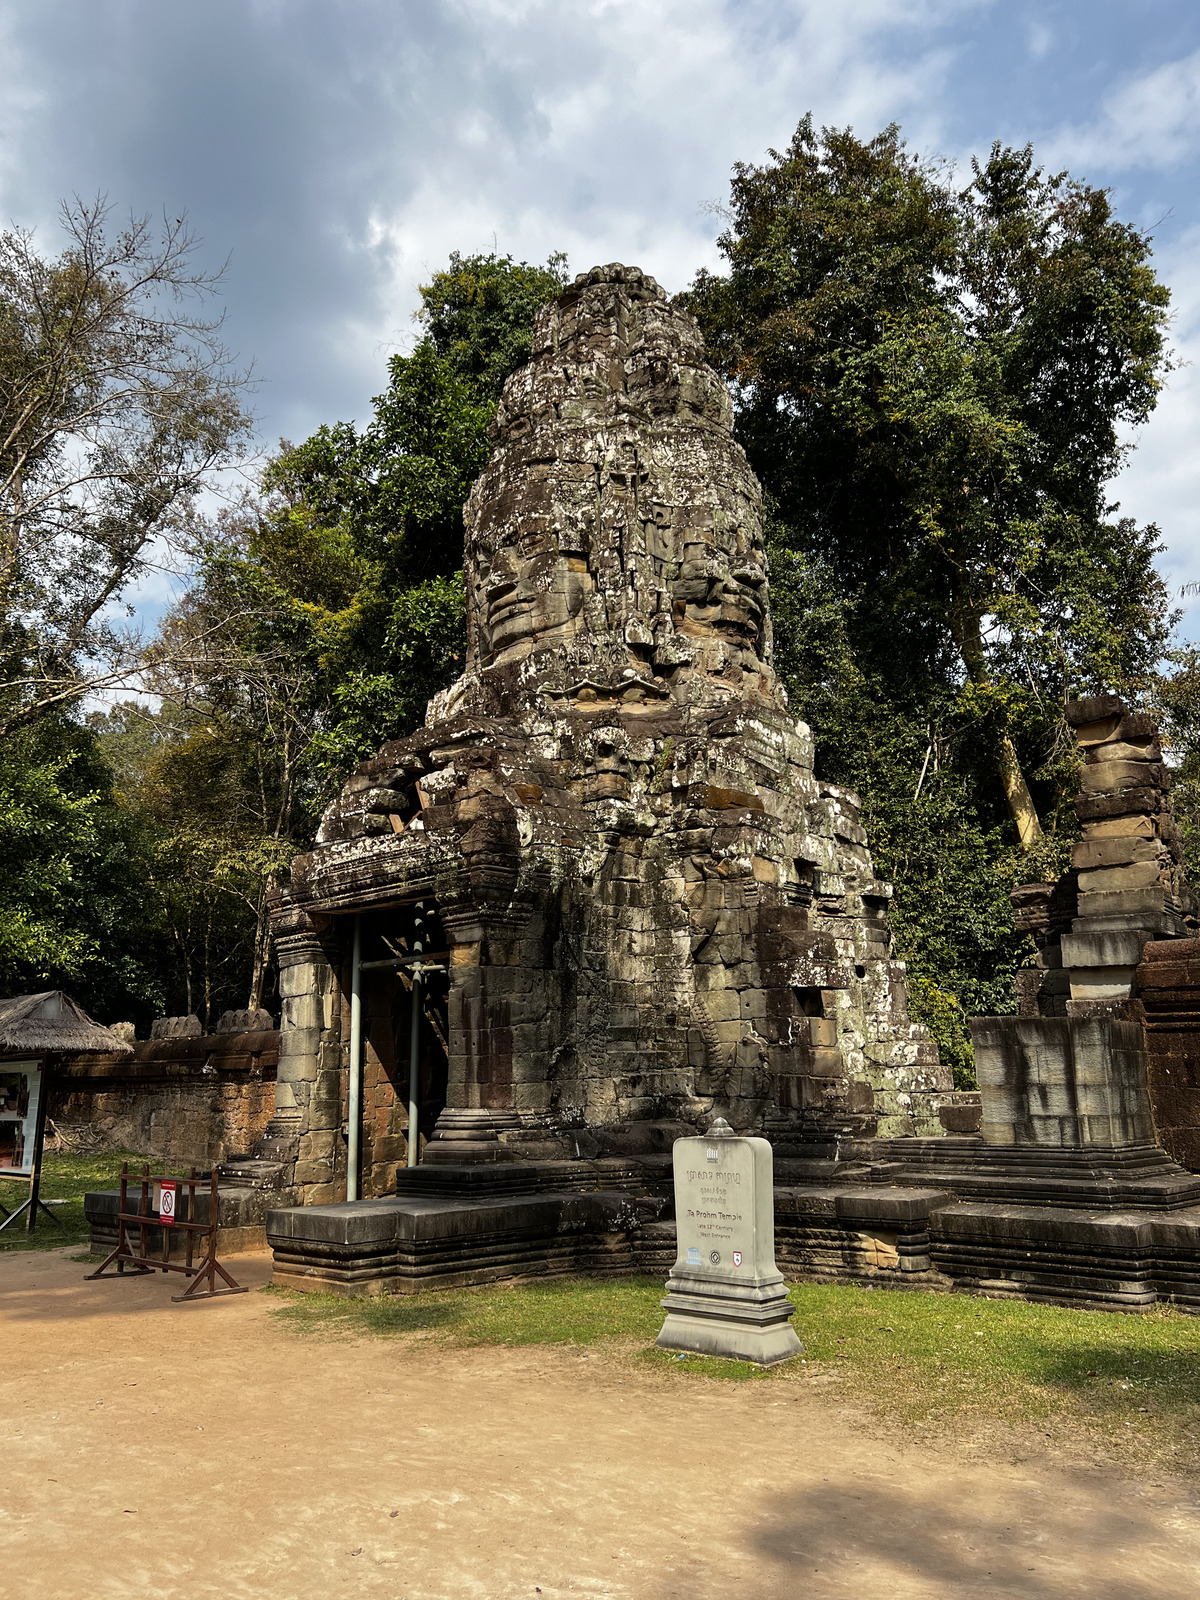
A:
[85,1162,248,1302]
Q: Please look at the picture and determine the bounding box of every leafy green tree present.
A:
[419,249,570,398]
[766,543,1040,1084]
[690,119,1175,1078]
[144,515,336,1009]
[92,695,300,1023]
[0,712,169,1024]
[688,119,1173,846]
[1152,646,1200,879]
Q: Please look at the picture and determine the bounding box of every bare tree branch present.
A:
[0,196,254,739]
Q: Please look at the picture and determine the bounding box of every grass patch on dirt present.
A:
[268,1275,1200,1469]
[266,1273,668,1346]
[783,1282,1200,1469]
[0,1150,170,1253]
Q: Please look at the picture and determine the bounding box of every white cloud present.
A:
[1050,47,1200,173]
[1112,223,1200,637]
[345,0,989,368]
[0,11,48,216]
[0,0,991,443]
[1026,19,1053,62]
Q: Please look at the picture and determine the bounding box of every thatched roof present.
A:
[0,992,134,1056]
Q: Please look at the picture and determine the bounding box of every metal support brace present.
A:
[347,914,362,1202]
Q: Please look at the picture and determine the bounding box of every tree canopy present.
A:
[687,118,1174,847]
[682,118,1177,1076]
[0,199,253,741]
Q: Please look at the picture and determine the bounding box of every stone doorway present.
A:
[357,903,449,1190]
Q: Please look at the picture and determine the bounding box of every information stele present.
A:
[656,1117,802,1366]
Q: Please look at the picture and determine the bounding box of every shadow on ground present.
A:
[734,1472,1195,1600]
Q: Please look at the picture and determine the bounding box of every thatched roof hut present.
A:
[0,992,134,1057]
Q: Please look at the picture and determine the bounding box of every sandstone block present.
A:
[1082,815,1156,839]
[1072,836,1159,870]
[1075,712,1158,747]
[1074,714,1121,745]
[1135,963,1200,990]
[1076,789,1161,822]
[1068,966,1137,1001]
[1076,887,1172,919]
[298,1129,337,1160]
[1079,759,1167,793]
[1076,861,1164,894]
[1085,739,1162,763]
[1061,930,1149,969]
[294,1159,336,1186]
[1066,694,1125,726]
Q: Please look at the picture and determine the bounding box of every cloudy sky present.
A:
[4,0,1200,626]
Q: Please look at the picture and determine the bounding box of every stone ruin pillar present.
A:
[976,692,1195,1153]
[256,900,342,1203]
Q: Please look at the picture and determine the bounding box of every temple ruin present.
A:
[261,262,957,1206]
[192,263,1200,1312]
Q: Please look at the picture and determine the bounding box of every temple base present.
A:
[254,1130,1200,1313]
[266,1163,655,1296]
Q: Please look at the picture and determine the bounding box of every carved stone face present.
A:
[456,265,780,710]
[673,523,768,650]
[468,509,590,664]
[467,490,771,679]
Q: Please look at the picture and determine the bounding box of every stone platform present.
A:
[771,1150,1200,1312]
[266,1183,654,1297]
[255,1135,1200,1312]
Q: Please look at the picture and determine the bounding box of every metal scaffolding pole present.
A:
[347,913,363,1201]
[408,903,424,1168]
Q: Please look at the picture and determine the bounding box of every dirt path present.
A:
[3,1249,1200,1599]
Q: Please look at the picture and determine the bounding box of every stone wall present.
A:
[51,1028,278,1165]
[1134,937,1200,1171]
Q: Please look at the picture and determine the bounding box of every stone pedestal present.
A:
[657,1119,801,1366]
[421,1106,524,1164]
[972,1014,1154,1149]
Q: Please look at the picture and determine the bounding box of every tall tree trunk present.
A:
[996,731,1043,848]
[950,593,1043,848]
[203,908,213,1030]
[248,886,270,1011]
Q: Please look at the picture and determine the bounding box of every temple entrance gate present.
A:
[350,902,449,1196]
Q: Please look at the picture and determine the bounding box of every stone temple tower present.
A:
[263,264,954,1203]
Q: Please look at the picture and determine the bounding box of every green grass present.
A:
[0,1149,181,1253]
[267,1272,668,1346]
[267,1275,1200,1470]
